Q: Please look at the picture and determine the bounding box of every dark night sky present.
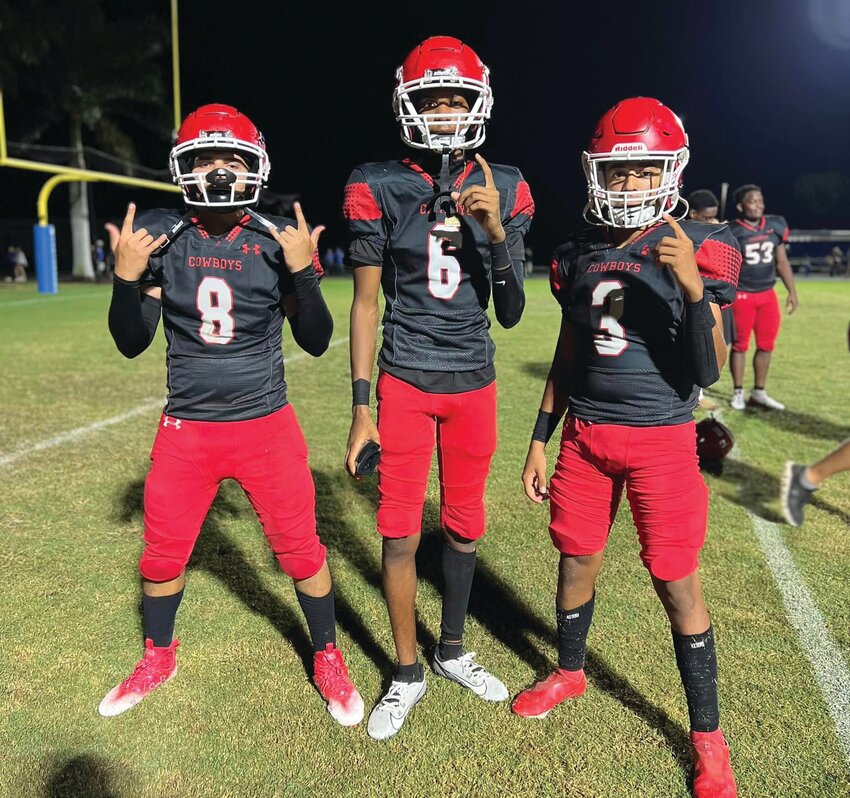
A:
[5,0,850,258]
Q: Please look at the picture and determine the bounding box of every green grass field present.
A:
[2,278,849,798]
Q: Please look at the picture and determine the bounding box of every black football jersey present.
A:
[344,156,534,374]
[730,215,789,293]
[551,221,741,426]
[135,209,300,422]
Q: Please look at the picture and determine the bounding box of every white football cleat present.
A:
[748,389,785,410]
[431,650,509,702]
[730,389,746,411]
[367,678,427,740]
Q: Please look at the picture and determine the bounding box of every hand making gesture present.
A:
[452,154,505,244]
[269,202,325,273]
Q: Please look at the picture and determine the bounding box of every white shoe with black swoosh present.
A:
[431,650,509,702]
[367,678,427,740]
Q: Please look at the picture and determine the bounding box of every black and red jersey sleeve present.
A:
[133,208,181,288]
[343,167,386,267]
[503,170,535,261]
[694,224,741,307]
[549,240,576,310]
[771,215,790,244]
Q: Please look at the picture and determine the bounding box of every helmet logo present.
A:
[611,143,647,153]
[423,67,459,78]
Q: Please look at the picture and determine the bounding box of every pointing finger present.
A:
[122,203,137,236]
[662,213,689,241]
[293,201,308,230]
[475,153,494,188]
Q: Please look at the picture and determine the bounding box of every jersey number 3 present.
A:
[197,276,235,344]
[591,280,628,356]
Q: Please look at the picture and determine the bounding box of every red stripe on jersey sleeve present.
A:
[511,180,535,219]
[343,182,382,221]
[695,238,741,286]
[549,257,563,295]
[781,226,789,243]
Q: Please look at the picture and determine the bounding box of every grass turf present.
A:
[1,278,848,797]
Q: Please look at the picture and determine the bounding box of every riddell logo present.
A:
[424,67,459,78]
[611,143,647,153]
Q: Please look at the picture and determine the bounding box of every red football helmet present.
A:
[169,104,270,208]
[696,417,735,464]
[583,97,689,229]
[393,36,493,152]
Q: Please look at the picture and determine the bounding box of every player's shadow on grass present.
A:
[43,754,137,798]
[520,361,551,382]
[315,471,691,780]
[709,457,850,527]
[746,405,850,443]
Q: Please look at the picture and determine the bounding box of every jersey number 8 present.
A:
[197,276,235,344]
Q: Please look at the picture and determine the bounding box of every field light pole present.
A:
[171,0,182,136]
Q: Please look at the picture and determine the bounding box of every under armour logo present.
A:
[163,416,182,430]
[242,243,261,255]
[640,244,651,256]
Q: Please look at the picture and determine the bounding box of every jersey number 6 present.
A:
[197,276,235,344]
[427,228,462,300]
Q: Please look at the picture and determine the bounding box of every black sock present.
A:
[296,587,336,652]
[395,661,424,683]
[672,625,719,733]
[439,544,477,660]
[556,593,595,671]
[142,589,184,648]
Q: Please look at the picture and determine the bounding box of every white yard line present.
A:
[718,408,850,768]
[0,336,348,469]
[2,291,105,308]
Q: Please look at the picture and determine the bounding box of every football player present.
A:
[688,189,734,409]
[98,104,363,727]
[728,184,798,411]
[782,440,850,526]
[343,36,534,739]
[516,98,740,798]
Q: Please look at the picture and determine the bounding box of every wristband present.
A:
[490,240,512,272]
[352,378,371,406]
[531,409,558,444]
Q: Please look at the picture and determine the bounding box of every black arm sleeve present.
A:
[108,276,161,359]
[490,240,525,329]
[287,265,334,356]
[685,295,720,388]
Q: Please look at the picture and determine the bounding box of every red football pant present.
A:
[375,371,497,540]
[548,417,708,582]
[731,287,780,352]
[141,404,325,582]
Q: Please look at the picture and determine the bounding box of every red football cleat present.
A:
[511,668,587,718]
[313,643,364,727]
[691,729,738,798]
[98,638,179,717]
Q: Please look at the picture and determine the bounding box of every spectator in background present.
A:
[828,246,845,277]
[11,246,28,283]
[93,239,108,282]
[322,247,335,275]
[524,246,534,277]
[333,245,345,275]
